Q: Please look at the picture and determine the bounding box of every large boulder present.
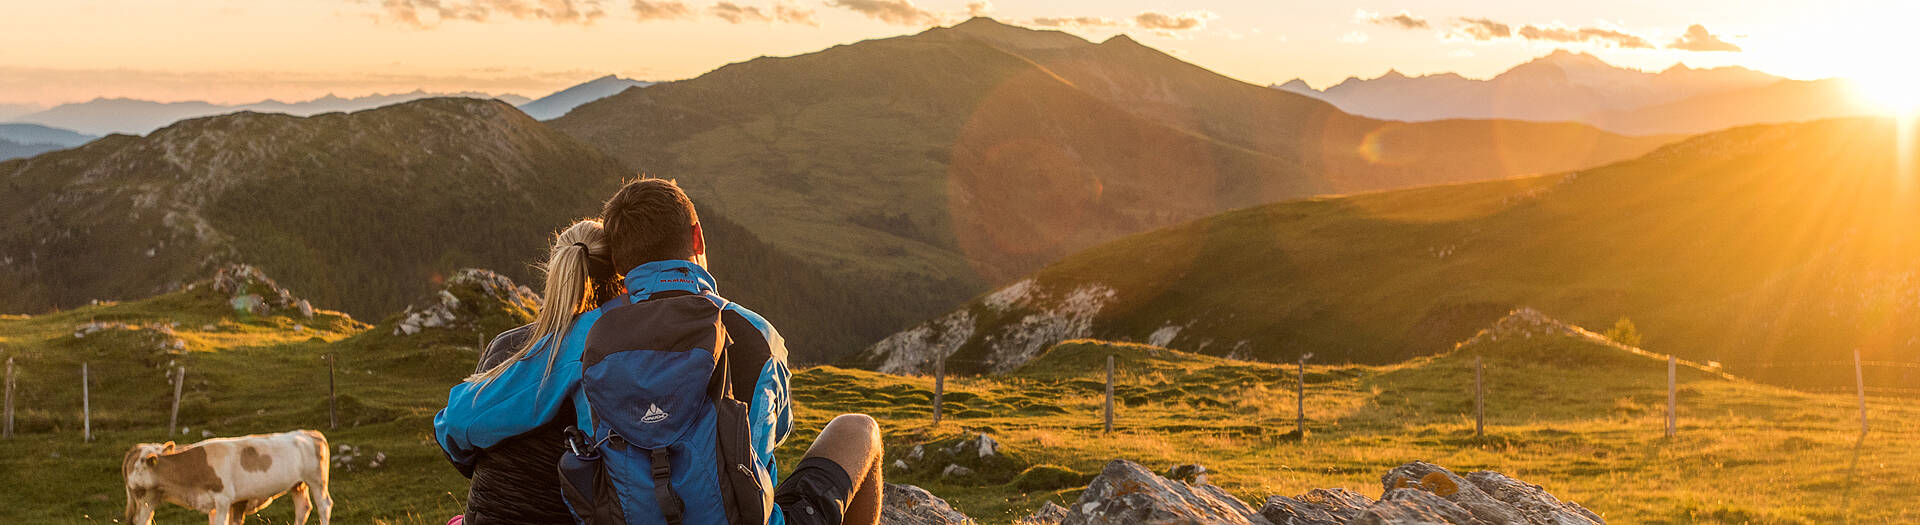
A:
[881,483,975,525]
[1261,488,1374,525]
[1377,462,1602,525]
[1461,471,1604,525]
[1035,459,1270,525]
[1355,489,1483,525]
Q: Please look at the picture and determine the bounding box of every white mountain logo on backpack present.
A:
[641,403,669,424]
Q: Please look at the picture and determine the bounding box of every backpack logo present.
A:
[641,403,669,424]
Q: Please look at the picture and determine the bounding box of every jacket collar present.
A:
[615,259,717,303]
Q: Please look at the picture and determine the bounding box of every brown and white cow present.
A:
[122,430,332,525]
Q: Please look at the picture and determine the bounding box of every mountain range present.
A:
[859,116,1919,389]
[0,123,96,161]
[1277,50,1877,135]
[550,18,1675,358]
[517,75,654,120]
[7,90,534,136]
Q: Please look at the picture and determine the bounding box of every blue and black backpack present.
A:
[558,290,774,525]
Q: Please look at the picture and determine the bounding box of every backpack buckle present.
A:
[565,426,596,459]
[650,449,673,478]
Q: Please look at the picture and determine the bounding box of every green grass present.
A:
[5,289,1917,524]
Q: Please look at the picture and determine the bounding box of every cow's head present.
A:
[121,442,177,487]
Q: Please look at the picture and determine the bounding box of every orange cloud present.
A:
[1669,24,1741,52]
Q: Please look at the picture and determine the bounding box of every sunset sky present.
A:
[1,0,1913,108]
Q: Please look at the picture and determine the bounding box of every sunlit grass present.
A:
[3,295,1917,524]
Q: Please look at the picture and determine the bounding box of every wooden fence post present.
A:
[1296,353,1311,439]
[1657,356,1672,438]
[1103,355,1115,434]
[932,354,944,426]
[168,366,185,436]
[4,357,13,439]
[1475,355,1484,439]
[328,354,338,430]
[1854,349,1867,436]
[82,362,91,443]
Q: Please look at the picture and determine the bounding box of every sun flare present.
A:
[1854,72,1920,117]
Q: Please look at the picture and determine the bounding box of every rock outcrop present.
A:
[1261,488,1373,525]
[881,483,975,525]
[1031,459,1270,525]
[205,264,307,317]
[1024,460,1601,525]
[390,268,538,336]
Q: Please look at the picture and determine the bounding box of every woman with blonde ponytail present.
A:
[436,219,618,525]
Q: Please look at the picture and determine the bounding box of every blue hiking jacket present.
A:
[435,260,795,524]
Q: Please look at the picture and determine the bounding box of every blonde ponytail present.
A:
[468,219,615,392]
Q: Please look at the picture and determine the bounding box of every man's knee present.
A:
[827,414,879,442]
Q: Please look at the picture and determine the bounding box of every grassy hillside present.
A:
[3,289,1914,524]
[862,117,1920,389]
[551,18,1675,360]
[0,97,888,363]
[0,97,626,319]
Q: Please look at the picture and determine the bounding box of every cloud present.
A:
[1133,10,1214,34]
[966,1,991,17]
[1668,24,1740,52]
[706,1,816,25]
[379,0,606,27]
[1354,9,1428,30]
[1517,24,1651,49]
[1454,17,1512,40]
[826,0,938,26]
[1447,17,1655,49]
[631,0,692,20]
[1027,15,1121,28]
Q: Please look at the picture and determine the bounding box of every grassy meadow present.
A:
[1,288,1916,524]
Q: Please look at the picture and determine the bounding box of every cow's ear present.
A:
[161,441,176,452]
[143,454,159,466]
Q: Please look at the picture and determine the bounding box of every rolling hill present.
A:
[552,18,1676,358]
[0,97,926,363]
[0,97,624,319]
[1278,50,1786,134]
[859,116,1920,390]
[0,123,96,161]
[1585,78,1881,135]
[9,91,534,136]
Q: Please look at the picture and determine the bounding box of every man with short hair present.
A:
[596,177,885,525]
[439,177,884,525]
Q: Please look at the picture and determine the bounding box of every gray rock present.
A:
[881,483,975,525]
[1355,489,1483,525]
[941,464,974,478]
[908,444,925,461]
[1019,502,1071,525]
[1380,462,1523,525]
[891,459,911,472]
[947,433,998,458]
[1052,459,1271,525]
[1461,471,1603,525]
[1261,488,1374,525]
[296,299,314,318]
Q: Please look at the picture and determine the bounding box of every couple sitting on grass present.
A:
[434,179,884,525]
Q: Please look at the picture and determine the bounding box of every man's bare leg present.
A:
[800,413,884,525]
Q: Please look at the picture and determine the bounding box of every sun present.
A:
[1854,71,1920,117]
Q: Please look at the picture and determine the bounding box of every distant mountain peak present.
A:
[1101,34,1141,46]
[947,16,1091,50]
[1273,78,1316,94]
